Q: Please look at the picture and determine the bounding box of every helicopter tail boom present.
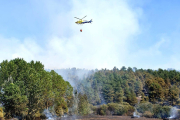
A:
[89,19,92,23]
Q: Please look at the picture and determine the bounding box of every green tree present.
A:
[26,68,43,118]
[78,93,91,115]
[103,85,114,103]
[114,87,124,103]
[1,82,28,118]
[0,58,73,119]
[40,71,54,110]
[120,66,126,71]
[148,82,163,103]
[124,88,137,106]
[169,85,179,105]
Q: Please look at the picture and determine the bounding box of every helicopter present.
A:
[74,15,93,25]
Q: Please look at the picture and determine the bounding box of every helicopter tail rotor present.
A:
[89,19,92,23]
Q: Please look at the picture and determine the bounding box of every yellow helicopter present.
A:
[74,15,93,24]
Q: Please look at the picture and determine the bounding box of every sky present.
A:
[0,0,180,70]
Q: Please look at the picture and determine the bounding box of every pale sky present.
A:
[0,0,180,70]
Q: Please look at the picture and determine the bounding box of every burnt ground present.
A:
[6,115,179,120]
[59,115,167,120]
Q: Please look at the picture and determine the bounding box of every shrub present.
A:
[153,104,170,118]
[107,103,134,116]
[99,104,108,115]
[123,102,130,106]
[125,105,134,116]
[119,105,129,115]
[97,103,135,116]
[91,105,98,114]
[143,111,153,118]
[100,110,105,115]
[108,103,119,115]
[55,106,64,116]
[106,110,111,115]
[137,102,153,114]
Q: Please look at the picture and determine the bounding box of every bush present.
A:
[91,105,98,114]
[100,110,105,115]
[153,104,170,118]
[107,103,134,116]
[118,104,128,115]
[99,104,108,115]
[96,103,134,116]
[107,103,119,115]
[143,111,153,118]
[123,102,130,106]
[137,102,153,114]
[125,105,134,116]
[106,110,111,115]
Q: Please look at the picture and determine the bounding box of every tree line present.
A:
[64,66,180,118]
[76,66,180,106]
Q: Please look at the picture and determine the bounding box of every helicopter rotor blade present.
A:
[81,15,87,20]
[74,17,81,20]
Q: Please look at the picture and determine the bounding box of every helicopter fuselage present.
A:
[75,19,92,24]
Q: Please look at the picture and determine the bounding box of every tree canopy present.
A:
[0,58,73,119]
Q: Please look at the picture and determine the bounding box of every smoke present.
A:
[42,0,141,70]
[168,107,178,119]
[133,96,141,118]
[98,93,106,105]
[133,109,140,118]
[52,68,96,87]
[43,109,55,119]
[0,0,142,70]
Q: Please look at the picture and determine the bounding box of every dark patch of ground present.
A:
[60,115,165,120]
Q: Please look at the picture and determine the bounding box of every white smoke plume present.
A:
[0,0,142,70]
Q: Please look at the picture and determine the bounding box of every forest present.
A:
[0,58,180,119]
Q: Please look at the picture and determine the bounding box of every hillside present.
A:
[54,67,180,106]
